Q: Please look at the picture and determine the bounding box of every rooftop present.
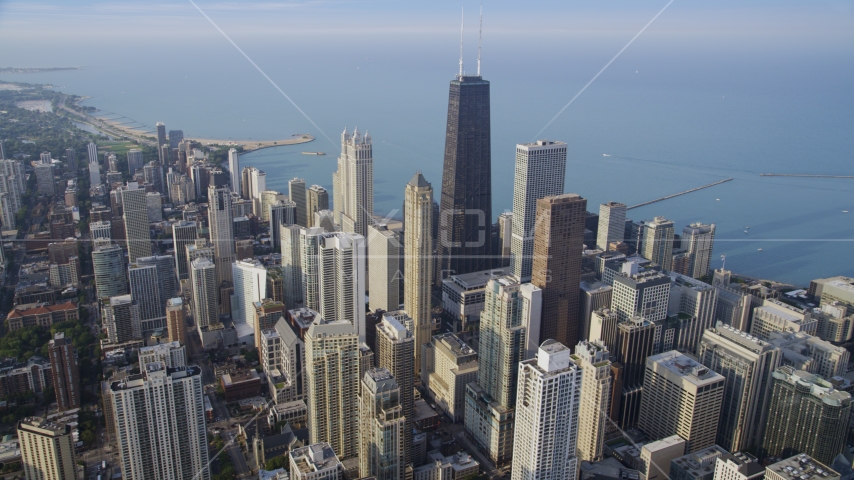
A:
[445,266,511,291]
[290,442,340,473]
[767,454,840,480]
[671,445,728,477]
[650,351,725,386]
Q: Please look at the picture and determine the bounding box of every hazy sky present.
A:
[2,1,853,44]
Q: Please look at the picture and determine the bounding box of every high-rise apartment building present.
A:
[166,297,186,344]
[511,340,582,480]
[137,254,178,306]
[531,193,587,348]
[767,331,849,379]
[305,319,360,460]
[333,128,374,237]
[611,269,672,323]
[580,281,613,342]
[667,272,718,353]
[641,216,675,270]
[109,363,210,480]
[269,200,297,250]
[88,142,102,187]
[288,177,307,227]
[280,224,304,310]
[191,257,218,328]
[48,332,80,411]
[510,140,566,281]
[128,262,165,335]
[127,148,144,175]
[228,148,240,196]
[306,185,329,228]
[697,323,781,452]
[299,227,326,311]
[597,202,628,250]
[614,316,656,429]
[103,294,140,343]
[318,232,366,342]
[120,182,153,262]
[761,366,852,464]
[232,259,267,327]
[638,351,726,452]
[18,417,78,480]
[421,332,478,423]
[368,224,401,312]
[375,315,414,467]
[359,368,406,480]
[574,340,611,463]
[465,276,541,465]
[681,223,716,279]
[172,220,197,281]
[155,122,167,161]
[208,184,236,284]
[404,172,433,375]
[93,243,128,299]
[253,300,284,351]
[138,341,186,368]
[35,163,55,195]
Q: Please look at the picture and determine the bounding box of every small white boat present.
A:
[844,210,850,213]
[757,248,763,251]
[716,198,720,201]
[744,230,748,234]
[603,154,611,157]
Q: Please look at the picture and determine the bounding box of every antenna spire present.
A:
[459,7,464,78]
[477,2,482,76]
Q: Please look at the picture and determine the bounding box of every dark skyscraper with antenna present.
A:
[437,8,493,284]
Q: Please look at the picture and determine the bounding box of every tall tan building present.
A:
[638,351,725,453]
[359,368,406,480]
[376,315,415,467]
[403,173,433,375]
[422,333,478,422]
[574,340,611,463]
[166,297,185,344]
[640,216,675,270]
[531,193,587,348]
[305,319,360,460]
[306,185,329,228]
[18,417,78,480]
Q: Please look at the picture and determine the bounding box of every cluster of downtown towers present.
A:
[73,69,850,480]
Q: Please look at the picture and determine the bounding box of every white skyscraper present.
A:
[641,216,676,270]
[597,202,628,250]
[88,142,102,187]
[367,224,401,312]
[333,127,374,237]
[511,340,581,480]
[191,257,218,328]
[306,319,360,460]
[120,182,153,262]
[510,140,567,282]
[18,417,78,480]
[280,224,304,310]
[404,173,434,375]
[232,259,267,326]
[208,184,236,284]
[108,363,210,480]
[318,232,367,342]
[228,148,241,196]
[299,227,326,312]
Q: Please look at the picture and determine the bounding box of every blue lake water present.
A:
[3,34,852,285]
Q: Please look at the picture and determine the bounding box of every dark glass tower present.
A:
[436,75,493,285]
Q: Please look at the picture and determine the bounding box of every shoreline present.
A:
[66,95,314,151]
